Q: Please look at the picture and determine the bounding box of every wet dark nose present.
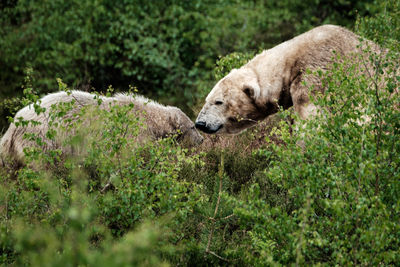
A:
[195,121,208,132]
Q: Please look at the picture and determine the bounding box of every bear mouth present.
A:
[208,124,223,134]
[195,122,223,134]
[203,124,223,134]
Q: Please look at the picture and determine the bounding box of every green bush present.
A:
[226,13,400,265]
[0,82,207,265]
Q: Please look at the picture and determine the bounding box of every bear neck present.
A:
[244,25,362,116]
[244,45,296,114]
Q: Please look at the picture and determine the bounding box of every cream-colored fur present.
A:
[0,91,203,165]
[195,24,380,134]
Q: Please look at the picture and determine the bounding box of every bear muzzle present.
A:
[195,120,223,134]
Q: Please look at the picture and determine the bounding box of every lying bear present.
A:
[195,25,379,134]
[0,90,203,165]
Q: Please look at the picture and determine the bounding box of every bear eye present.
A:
[215,100,223,105]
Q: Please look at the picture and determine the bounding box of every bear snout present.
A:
[195,120,223,134]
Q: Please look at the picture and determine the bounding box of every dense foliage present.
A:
[1,0,400,266]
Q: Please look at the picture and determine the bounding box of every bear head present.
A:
[195,68,279,134]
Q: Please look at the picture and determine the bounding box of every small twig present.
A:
[222,224,227,242]
[205,223,215,253]
[204,151,230,262]
[207,250,230,262]
[220,214,235,220]
[117,153,124,182]
[100,180,112,193]
[360,49,385,195]
[71,93,87,108]
[5,194,8,221]
[203,213,234,222]
[213,161,223,218]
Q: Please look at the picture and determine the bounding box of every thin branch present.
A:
[205,223,215,253]
[207,250,230,262]
[204,151,231,262]
[100,180,112,193]
[220,214,235,220]
[213,164,223,218]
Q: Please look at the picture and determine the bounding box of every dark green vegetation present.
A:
[1,0,400,266]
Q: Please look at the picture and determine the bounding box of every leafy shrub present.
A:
[180,3,400,265]
[228,24,400,267]
[0,81,206,265]
[356,0,400,50]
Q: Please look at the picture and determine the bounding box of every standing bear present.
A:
[195,25,380,134]
[0,90,203,165]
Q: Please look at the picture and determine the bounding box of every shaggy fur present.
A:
[195,24,380,134]
[0,91,203,165]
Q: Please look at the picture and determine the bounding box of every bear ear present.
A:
[243,84,262,105]
[243,87,254,99]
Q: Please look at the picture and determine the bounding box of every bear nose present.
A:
[195,121,208,132]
